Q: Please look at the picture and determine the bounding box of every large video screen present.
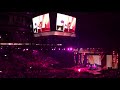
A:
[87,55,101,65]
[32,13,50,33]
[56,13,76,33]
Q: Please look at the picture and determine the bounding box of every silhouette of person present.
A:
[33,23,38,33]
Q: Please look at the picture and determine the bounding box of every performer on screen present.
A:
[64,24,67,32]
[61,20,64,31]
[33,23,38,33]
[39,22,42,32]
[68,22,71,32]
[64,22,71,32]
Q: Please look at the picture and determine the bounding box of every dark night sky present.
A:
[58,12,119,48]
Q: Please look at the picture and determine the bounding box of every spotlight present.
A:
[23,49,25,51]
[52,49,53,50]
[67,48,70,51]
[4,55,7,57]
[59,48,60,50]
[26,49,28,51]
[78,69,81,72]
[70,48,73,51]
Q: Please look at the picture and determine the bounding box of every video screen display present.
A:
[56,13,76,33]
[32,13,50,33]
[87,55,101,65]
[106,55,112,68]
[112,55,118,69]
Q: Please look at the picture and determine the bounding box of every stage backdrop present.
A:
[56,13,76,33]
[32,13,50,33]
[106,55,112,68]
[87,55,101,65]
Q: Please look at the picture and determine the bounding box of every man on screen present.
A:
[33,23,38,33]
[64,22,72,33]
[38,22,42,32]
[68,22,71,32]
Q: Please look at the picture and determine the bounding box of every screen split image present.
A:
[32,13,76,34]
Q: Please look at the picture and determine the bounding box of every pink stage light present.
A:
[18,48,20,49]
[52,49,53,50]
[70,48,73,51]
[26,48,28,51]
[23,49,25,51]
[67,48,70,51]
[78,69,81,72]
[93,64,95,67]
[59,48,60,50]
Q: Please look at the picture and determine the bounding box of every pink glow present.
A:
[78,69,81,72]
[70,48,73,50]
[67,48,70,51]
[23,49,25,51]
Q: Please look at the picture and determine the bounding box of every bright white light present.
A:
[0,71,2,73]
[26,48,28,51]
[23,49,25,51]
[70,48,73,50]
[4,55,7,57]
[78,69,81,72]
[30,66,32,69]
[67,48,70,51]
[59,44,62,46]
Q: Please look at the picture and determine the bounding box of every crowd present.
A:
[0,47,120,78]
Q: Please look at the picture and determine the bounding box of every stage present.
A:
[63,65,102,75]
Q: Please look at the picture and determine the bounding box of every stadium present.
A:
[0,12,120,78]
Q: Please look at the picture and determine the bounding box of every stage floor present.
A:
[63,65,102,75]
